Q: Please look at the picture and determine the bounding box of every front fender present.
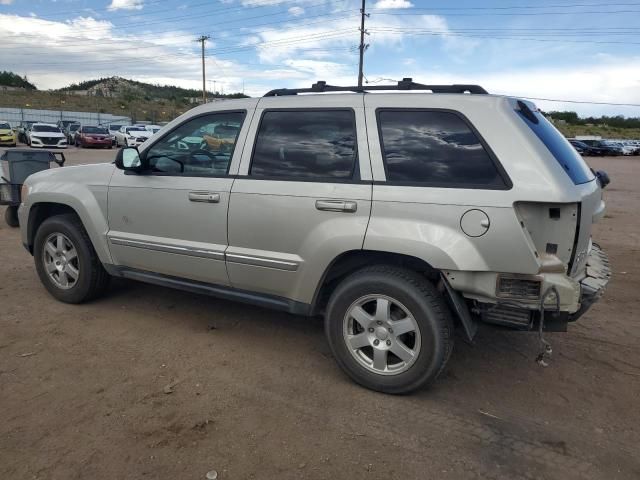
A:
[20,164,115,264]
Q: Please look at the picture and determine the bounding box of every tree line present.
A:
[547,111,640,129]
[0,71,37,90]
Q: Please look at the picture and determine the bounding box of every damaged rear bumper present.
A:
[568,243,611,322]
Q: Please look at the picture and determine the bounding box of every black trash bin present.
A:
[0,149,65,227]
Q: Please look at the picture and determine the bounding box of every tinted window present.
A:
[144,111,244,176]
[517,108,594,185]
[250,110,357,179]
[378,110,506,188]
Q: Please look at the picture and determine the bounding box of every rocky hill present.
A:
[57,76,246,102]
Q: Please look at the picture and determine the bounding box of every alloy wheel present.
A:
[343,295,421,376]
[42,233,80,290]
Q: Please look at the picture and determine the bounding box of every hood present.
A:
[26,162,116,188]
[0,128,14,135]
[128,131,150,138]
[31,131,65,138]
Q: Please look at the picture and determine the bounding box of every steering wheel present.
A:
[189,149,220,164]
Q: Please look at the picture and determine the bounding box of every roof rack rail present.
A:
[263,78,488,97]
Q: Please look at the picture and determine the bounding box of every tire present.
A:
[325,265,453,394]
[33,214,110,303]
[4,206,19,227]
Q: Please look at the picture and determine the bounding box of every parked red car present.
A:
[74,126,112,149]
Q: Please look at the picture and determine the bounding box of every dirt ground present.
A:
[1,146,638,480]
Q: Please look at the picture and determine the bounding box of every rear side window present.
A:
[250,110,357,180]
[377,110,508,188]
[516,104,594,185]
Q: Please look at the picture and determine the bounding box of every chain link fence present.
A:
[0,107,131,128]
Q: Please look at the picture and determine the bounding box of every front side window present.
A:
[250,110,357,180]
[378,110,508,188]
[143,111,245,176]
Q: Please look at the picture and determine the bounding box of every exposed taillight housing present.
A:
[496,274,542,300]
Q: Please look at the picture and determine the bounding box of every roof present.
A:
[264,78,488,97]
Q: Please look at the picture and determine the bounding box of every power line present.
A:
[379,9,640,16]
[375,2,640,10]
[507,96,640,107]
[368,28,640,46]
[0,11,360,51]
[6,0,345,34]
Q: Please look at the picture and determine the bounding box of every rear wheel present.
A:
[4,206,19,227]
[325,265,453,394]
[34,214,110,303]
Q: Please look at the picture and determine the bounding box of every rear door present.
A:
[226,95,372,305]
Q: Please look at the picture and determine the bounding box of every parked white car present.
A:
[145,125,162,135]
[28,123,67,149]
[107,123,129,145]
[114,126,151,147]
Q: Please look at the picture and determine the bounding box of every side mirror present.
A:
[115,147,143,172]
[595,170,610,189]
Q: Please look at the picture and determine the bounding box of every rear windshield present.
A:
[517,106,594,184]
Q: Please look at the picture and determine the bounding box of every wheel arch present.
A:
[26,201,112,264]
[311,249,478,342]
[311,249,440,315]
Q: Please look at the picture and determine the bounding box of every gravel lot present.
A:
[1,146,639,480]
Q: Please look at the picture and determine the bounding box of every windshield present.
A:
[109,124,123,130]
[0,122,10,129]
[126,127,146,133]
[84,126,108,134]
[517,105,594,185]
[32,125,61,133]
[69,124,80,131]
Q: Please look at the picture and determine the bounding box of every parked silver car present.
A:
[17,80,611,393]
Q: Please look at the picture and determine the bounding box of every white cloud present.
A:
[0,0,14,6]
[107,0,144,11]
[367,60,640,116]
[373,0,413,9]
[288,6,304,16]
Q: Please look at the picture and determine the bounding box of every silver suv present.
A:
[18,80,611,393]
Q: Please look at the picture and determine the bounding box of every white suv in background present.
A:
[27,123,68,149]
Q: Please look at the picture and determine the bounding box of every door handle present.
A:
[188,191,221,203]
[315,199,358,213]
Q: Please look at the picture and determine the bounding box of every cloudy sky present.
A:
[1,0,640,116]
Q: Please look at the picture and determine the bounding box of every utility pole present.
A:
[357,0,369,87]
[195,35,210,103]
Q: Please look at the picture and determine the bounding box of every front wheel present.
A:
[325,265,453,394]
[34,214,110,303]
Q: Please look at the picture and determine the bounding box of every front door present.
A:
[107,109,249,286]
